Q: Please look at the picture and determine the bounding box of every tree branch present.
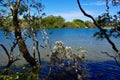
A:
[0,43,10,59]
[15,0,21,10]
[45,64,53,80]
[102,52,120,66]
[10,40,17,53]
[77,0,119,53]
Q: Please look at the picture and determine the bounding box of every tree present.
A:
[42,15,65,28]
[64,21,78,28]
[77,0,120,65]
[73,19,86,28]
[85,20,96,28]
[0,0,44,68]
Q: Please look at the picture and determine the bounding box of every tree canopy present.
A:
[42,15,65,28]
[0,0,45,69]
[0,15,96,29]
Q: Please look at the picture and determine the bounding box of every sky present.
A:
[41,0,120,22]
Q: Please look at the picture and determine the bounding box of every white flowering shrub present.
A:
[50,41,87,65]
[49,41,88,80]
[65,46,73,60]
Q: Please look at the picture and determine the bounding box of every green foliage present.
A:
[0,14,96,30]
[72,19,86,28]
[19,4,28,15]
[42,15,65,28]
[41,15,95,28]
[0,17,13,31]
[64,22,78,28]
[0,66,41,80]
[0,0,44,31]
[0,71,39,80]
[85,21,96,28]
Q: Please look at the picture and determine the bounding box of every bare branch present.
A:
[15,0,21,10]
[0,43,10,59]
[40,45,45,48]
[102,52,120,66]
[0,40,18,69]
[45,64,53,80]
[32,32,41,65]
[33,43,36,59]
[102,52,116,58]
[10,40,17,53]
[13,58,21,63]
[77,0,119,53]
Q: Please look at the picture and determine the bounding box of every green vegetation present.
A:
[0,66,41,80]
[0,41,87,80]
[0,17,13,31]
[42,15,65,28]
[85,21,96,28]
[37,15,96,29]
[0,15,96,31]
[0,0,120,79]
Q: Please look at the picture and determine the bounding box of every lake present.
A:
[0,28,120,62]
[0,28,120,79]
[38,28,120,61]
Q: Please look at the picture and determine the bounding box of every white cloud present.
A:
[82,1,106,6]
[53,11,83,18]
[48,10,97,21]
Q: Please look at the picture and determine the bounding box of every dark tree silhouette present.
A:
[77,0,120,65]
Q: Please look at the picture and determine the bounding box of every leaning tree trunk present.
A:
[12,0,37,67]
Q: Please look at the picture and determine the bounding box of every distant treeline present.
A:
[41,15,96,28]
[0,15,96,31]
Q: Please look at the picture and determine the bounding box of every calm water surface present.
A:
[38,28,120,61]
[1,28,120,80]
[0,28,120,63]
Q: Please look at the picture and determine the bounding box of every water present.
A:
[37,28,120,61]
[0,28,120,62]
[86,61,120,80]
[1,28,120,79]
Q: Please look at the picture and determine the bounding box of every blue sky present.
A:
[42,0,120,21]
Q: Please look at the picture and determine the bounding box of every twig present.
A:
[45,64,53,80]
[102,52,120,66]
[10,40,17,53]
[0,43,10,59]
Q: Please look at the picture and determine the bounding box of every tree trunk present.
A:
[12,3,37,67]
